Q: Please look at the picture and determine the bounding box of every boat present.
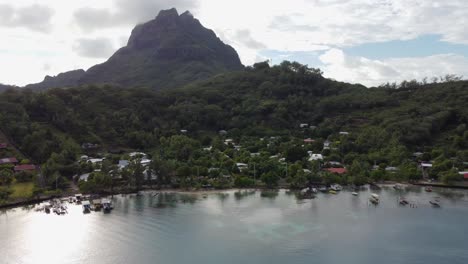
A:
[82,201,91,213]
[319,186,328,193]
[399,197,409,205]
[330,184,342,191]
[92,199,102,211]
[425,187,433,192]
[429,199,440,207]
[329,190,337,194]
[393,184,403,190]
[351,192,358,196]
[44,203,51,214]
[311,188,318,194]
[102,199,113,212]
[369,193,380,205]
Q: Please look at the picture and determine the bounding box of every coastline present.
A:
[2,181,468,210]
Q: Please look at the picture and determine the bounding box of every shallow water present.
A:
[1,186,468,264]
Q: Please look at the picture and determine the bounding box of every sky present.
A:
[1,0,468,87]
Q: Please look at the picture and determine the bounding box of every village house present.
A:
[459,171,468,181]
[236,163,248,170]
[323,140,331,150]
[218,130,228,135]
[339,131,349,135]
[299,123,309,128]
[326,161,343,167]
[324,167,347,174]
[180,129,188,133]
[14,164,37,173]
[0,157,18,165]
[303,138,315,144]
[309,153,323,161]
[129,152,147,159]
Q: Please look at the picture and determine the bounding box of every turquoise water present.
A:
[1,186,468,264]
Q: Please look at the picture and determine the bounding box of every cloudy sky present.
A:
[1,0,468,87]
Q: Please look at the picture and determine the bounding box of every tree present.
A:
[261,171,279,188]
[0,169,13,185]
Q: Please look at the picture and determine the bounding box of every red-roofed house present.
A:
[459,171,468,181]
[324,168,347,174]
[0,143,7,149]
[14,164,37,173]
[303,138,315,144]
[0,157,18,165]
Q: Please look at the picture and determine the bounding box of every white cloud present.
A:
[319,48,468,86]
[0,3,54,33]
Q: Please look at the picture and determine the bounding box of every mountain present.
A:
[25,8,243,90]
[25,69,85,90]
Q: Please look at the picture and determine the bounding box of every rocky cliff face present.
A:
[26,8,243,90]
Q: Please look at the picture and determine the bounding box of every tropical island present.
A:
[0,9,467,207]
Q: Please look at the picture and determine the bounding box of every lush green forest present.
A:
[1,61,467,200]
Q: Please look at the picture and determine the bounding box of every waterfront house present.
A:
[459,171,468,181]
[14,164,37,173]
[324,168,347,174]
[0,157,18,165]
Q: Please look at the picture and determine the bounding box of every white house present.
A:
[299,123,309,128]
[323,140,331,150]
[339,131,349,135]
[236,163,248,170]
[129,152,147,159]
[309,154,323,161]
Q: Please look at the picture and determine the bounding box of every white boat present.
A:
[102,199,113,212]
[311,188,318,194]
[429,199,440,207]
[369,193,380,204]
[330,184,342,191]
[352,192,358,196]
[82,200,91,213]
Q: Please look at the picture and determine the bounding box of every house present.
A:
[327,161,343,167]
[118,160,129,170]
[14,164,37,173]
[79,173,90,182]
[324,168,347,174]
[0,143,7,149]
[234,145,242,151]
[250,153,260,157]
[412,152,424,157]
[129,152,147,159]
[0,157,18,165]
[180,129,188,133]
[140,158,151,167]
[89,158,105,164]
[224,139,234,145]
[339,131,349,135]
[323,140,331,150]
[218,130,228,135]
[309,154,323,161]
[236,163,248,170]
[420,163,432,168]
[303,138,315,144]
[299,123,309,128]
[203,146,213,151]
[385,166,399,173]
[419,162,433,179]
[459,171,468,181]
[309,126,317,130]
[81,143,98,149]
[303,169,311,173]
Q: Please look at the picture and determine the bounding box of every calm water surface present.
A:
[2,186,468,264]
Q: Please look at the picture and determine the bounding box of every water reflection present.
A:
[1,187,468,264]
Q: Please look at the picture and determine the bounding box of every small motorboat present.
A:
[329,190,337,194]
[429,199,440,207]
[399,197,409,205]
[311,188,318,194]
[102,199,113,213]
[369,193,380,205]
[352,192,358,196]
[82,201,91,213]
[425,187,433,192]
[393,184,403,190]
[319,186,328,193]
[330,184,342,191]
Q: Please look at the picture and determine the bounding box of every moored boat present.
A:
[102,199,113,212]
[82,200,91,213]
[351,192,358,196]
[369,193,380,205]
[425,187,433,192]
[429,199,440,207]
[319,186,328,193]
[399,197,409,205]
[329,190,337,194]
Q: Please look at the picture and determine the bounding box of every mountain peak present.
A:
[25,8,243,90]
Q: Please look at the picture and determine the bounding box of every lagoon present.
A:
[1,186,468,264]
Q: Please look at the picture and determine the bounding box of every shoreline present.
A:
[2,181,468,210]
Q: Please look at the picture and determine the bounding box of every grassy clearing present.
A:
[10,182,34,199]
